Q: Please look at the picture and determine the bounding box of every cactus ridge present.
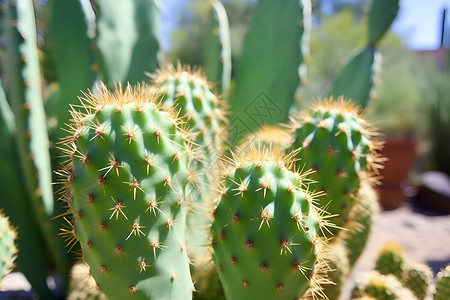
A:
[0,212,17,282]
[211,146,330,300]
[288,97,383,235]
[59,83,195,299]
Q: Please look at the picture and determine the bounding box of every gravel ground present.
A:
[343,197,450,299]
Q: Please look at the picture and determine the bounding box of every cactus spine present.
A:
[60,84,195,299]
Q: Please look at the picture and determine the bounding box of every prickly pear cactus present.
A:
[288,98,381,235]
[374,243,407,279]
[351,271,417,300]
[321,242,349,300]
[401,262,433,300]
[67,263,106,300]
[341,179,380,268]
[151,65,225,266]
[151,64,224,161]
[211,147,328,300]
[60,84,194,299]
[0,212,17,282]
[434,265,450,300]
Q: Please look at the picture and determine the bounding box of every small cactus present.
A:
[59,84,195,299]
[401,262,433,300]
[288,98,382,235]
[434,265,450,300]
[374,243,407,279]
[0,212,17,282]
[211,146,329,300]
[351,271,417,300]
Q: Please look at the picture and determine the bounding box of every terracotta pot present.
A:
[376,138,418,210]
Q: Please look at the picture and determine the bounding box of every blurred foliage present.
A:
[422,64,450,174]
[297,9,425,139]
[169,0,254,68]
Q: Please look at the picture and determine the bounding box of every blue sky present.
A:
[160,0,450,51]
[392,0,450,50]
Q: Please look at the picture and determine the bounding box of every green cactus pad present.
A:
[374,243,407,279]
[435,265,450,300]
[401,262,433,300]
[60,84,194,299]
[341,179,379,268]
[0,212,17,281]
[288,98,382,235]
[211,148,327,300]
[321,241,350,300]
[351,271,417,300]
[151,65,225,266]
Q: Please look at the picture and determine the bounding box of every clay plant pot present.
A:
[376,138,418,210]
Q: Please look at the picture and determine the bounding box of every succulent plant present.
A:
[59,84,195,299]
[435,265,450,300]
[287,98,382,235]
[210,147,329,300]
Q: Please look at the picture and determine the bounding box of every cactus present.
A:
[3,0,72,295]
[351,271,417,300]
[329,0,400,107]
[211,147,329,300]
[204,0,232,97]
[93,0,160,86]
[435,265,450,300]
[150,65,225,267]
[341,179,380,267]
[374,243,407,279]
[229,0,312,140]
[0,212,17,282]
[401,262,433,300]
[67,263,106,300]
[59,84,195,299]
[287,98,382,235]
[321,242,350,300]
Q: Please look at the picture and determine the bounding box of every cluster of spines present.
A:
[58,83,196,299]
[0,212,17,283]
[210,146,331,300]
[287,97,383,234]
